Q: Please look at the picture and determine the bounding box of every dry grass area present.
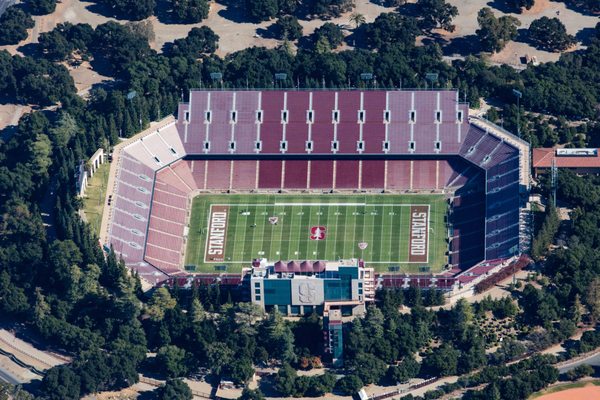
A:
[81,382,155,400]
[441,0,599,65]
[64,60,113,95]
[0,0,596,71]
[0,103,30,132]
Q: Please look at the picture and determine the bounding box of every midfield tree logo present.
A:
[310,226,326,240]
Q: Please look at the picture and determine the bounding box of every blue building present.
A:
[250,259,375,316]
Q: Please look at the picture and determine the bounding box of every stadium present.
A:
[102,89,530,310]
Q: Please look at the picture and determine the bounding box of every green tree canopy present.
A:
[156,379,193,400]
[171,0,210,23]
[476,7,520,53]
[416,0,458,32]
[0,7,35,45]
[528,17,575,52]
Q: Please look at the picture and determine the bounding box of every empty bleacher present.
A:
[258,160,283,189]
[283,160,309,189]
[231,160,258,190]
[309,160,334,188]
[361,160,385,189]
[412,160,437,189]
[206,160,232,190]
[386,160,411,190]
[335,160,360,188]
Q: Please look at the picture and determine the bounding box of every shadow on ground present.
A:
[216,0,254,24]
[442,34,482,56]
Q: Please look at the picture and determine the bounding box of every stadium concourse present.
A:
[101,89,528,292]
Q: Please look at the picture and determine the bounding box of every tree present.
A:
[206,342,234,376]
[0,271,29,315]
[312,23,344,51]
[168,27,219,57]
[511,0,535,12]
[227,358,254,385]
[238,388,266,400]
[586,277,600,324]
[125,20,155,42]
[244,0,278,22]
[25,0,57,15]
[39,366,81,400]
[275,16,303,41]
[38,30,74,61]
[371,0,406,5]
[565,364,594,381]
[101,0,156,20]
[416,0,458,32]
[189,298,206,322]
[476,7,520,53]
[349,13,366,29]
[259,308,296,363]
[156,345,190,378]
[156,379,193,400]
[422,344,459,377]
[386,356,420,384]
[346,353,387,385]
[171,0,210,23]
[147,287,177,320]
[335,374,363,395]
[362,13,419,51]
[528,17,575,52]
[274,363,297,397]
[310,0,354,18]
[307,372,336,396]
[0,7,35,45]
[92,21,155,75]
[490,339,527,364]
[27,134,53,181]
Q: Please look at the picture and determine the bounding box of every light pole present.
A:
[512,89,522,138]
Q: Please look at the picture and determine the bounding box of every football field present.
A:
[184,194,448,273]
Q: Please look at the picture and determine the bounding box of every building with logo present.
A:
[249,259,375,316]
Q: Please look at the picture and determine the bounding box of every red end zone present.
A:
[409,205,429,263]
[205,205,229,262]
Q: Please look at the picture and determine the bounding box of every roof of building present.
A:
[273,260,327,273]
[533,148,600,168]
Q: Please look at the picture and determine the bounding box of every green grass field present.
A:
[184,194,448,273]
[82,162,110,236]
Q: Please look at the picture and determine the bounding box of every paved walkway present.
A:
[0,329,68,384]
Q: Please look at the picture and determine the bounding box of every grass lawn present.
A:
[185,194,448,273]
[82,162,110,236]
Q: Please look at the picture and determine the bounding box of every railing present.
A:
[0,347,44,377]
[369,377,440,400]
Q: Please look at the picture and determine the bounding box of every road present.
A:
[558,351,600,374]
[0,367,20,385]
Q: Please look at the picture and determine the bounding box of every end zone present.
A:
[204,205,229,262]
[409,205,429,263]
